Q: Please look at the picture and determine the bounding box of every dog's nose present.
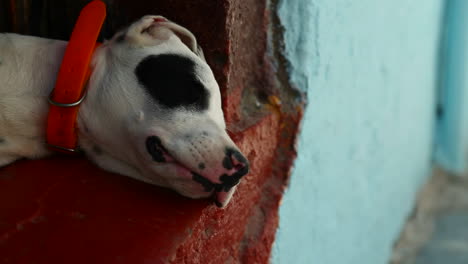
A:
[191,148,249,208]
[212,148,249,208]
[218,148,249,191]
[223,148,248,171]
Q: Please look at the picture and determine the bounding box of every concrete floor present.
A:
[415,211,468,264]
[391,169,468,264]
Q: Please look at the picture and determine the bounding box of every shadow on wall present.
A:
[434,0,468,175]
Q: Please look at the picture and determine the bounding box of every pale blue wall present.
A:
[273,1,443,263]
[435,0,468,175]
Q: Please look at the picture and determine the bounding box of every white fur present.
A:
[0,16,247,207]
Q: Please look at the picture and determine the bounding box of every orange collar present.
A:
[46,0,106,153]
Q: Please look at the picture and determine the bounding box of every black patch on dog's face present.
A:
[135,54,209,110]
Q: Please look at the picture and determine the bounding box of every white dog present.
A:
[0,16,249,207]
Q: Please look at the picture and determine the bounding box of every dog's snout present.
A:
[186,147,249,208]
[191,148,249,193]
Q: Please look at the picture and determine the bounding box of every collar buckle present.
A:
[48,91,87,108]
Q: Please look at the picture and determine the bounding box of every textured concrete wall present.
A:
[435,0,468,175]
[273,1,443,263]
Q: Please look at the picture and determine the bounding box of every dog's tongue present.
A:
[214,186,237,208]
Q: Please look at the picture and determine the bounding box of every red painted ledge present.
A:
[0,113,281,263]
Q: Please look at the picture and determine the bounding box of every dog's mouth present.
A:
[145,136,233,207]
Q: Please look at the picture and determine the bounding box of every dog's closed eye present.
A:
[146,136,167,162]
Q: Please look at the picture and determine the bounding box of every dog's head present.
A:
[78,16,249,207]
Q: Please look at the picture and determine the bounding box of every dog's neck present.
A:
[0,33,71,161]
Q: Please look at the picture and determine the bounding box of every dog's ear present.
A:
[126,16,206,60]
[195,44,206,61]
[164,22,206,61]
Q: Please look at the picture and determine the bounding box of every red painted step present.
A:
[0,114,283,264]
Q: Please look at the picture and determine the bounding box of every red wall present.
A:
[0,0,303,263]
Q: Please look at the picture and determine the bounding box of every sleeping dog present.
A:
[0,15,249,207]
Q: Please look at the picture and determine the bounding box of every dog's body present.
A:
[0,34,64,164]
[0,16,248,207]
